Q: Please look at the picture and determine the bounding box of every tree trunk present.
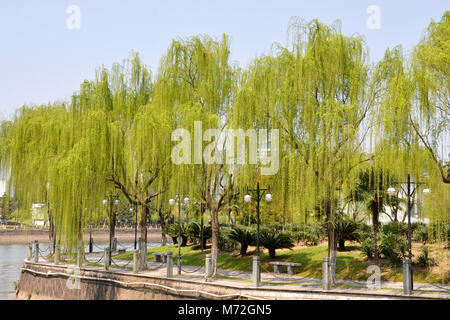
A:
[210,207,219,275]
[326,197,337,286]
[269,248,276,258]
[338,239,345,251]
[240,244,248,256]
[158,208,167,246]
[48,210,55,254]
[140,204,149,269]
[372,196,380,261]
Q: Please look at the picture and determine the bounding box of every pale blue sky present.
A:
[0,0,448,119]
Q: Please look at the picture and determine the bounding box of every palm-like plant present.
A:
[228,225,256,255]
[260,230,294,258]
[186,221,212,247]
[335,215,363,250]
[163,223,189,246]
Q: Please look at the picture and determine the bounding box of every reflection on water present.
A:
[0,244,28,300]
[0,242,159,300]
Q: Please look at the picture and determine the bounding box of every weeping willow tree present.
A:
[0,54,169,258]
[154,34,236,274]
[231,18,378,285]
[411,11,449,184]
[0,13,447,276]
[372,12,449,273]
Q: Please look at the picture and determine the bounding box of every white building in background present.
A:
[31,203,48,226]
[0,180,5,195]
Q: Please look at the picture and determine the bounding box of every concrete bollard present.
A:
[166,251,173,277]
[27,242,33,261]
[403,259,412,295]
[54,245,60,265]
[112,237,117,252]
[33,241,39,263]
[133,250,139,274]
[322,258,330,290]
[104,248,110,271]
[252,256,261,287]
[205,254,212,279]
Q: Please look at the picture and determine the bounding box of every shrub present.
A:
[413,223,429,244]
[335,218,363,250]
[379,232,408,266]
[260,230,294,258]
[218,228,239,252]
[228,225,256,255]
[186,221,212,247]
[416,246,435,267]
[382,221,408,237]
[361,234,374,259]
[295,222,324,246]
[163,223,188,246]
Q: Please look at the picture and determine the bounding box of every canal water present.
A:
[0,242,160,300]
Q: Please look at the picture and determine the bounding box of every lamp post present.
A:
[103,193,120,264]
[387,174,430,292]
[169,195,190,275]
[86,208,93,253]
[244,182,272,258]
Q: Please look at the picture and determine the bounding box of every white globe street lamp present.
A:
[387,187,396,197]
[244,194,251,203]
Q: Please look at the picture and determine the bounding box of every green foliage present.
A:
[379,232,408,266]
[335,217,364,250]
[413,223,429,244]
[260,229,294,258]
[0,14,449,265]
[228,225,256,255]
[416,246,435,267]
[382,221,408,237]
[217,228,239,253]
[295,222,325,246]
[185,221,212,246]
[361,234,375,259]
[162,223,188,246]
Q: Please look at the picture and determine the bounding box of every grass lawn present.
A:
[114,243,449,284]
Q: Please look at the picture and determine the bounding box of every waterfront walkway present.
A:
[40,251,449,299]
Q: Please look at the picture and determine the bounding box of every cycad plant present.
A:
[228,225,256,255]
[163,223,189,246]
[186,221,212,247]
[335,214,363,251]
[260,230,294,258]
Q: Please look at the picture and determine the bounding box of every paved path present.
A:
[72,251,450,298]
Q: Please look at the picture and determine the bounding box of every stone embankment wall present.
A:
[16,262,441,300]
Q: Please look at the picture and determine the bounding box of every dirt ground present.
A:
[0,227,164,245]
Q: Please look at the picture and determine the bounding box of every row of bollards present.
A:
[27,240,415,295]
[321,257,414,295]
